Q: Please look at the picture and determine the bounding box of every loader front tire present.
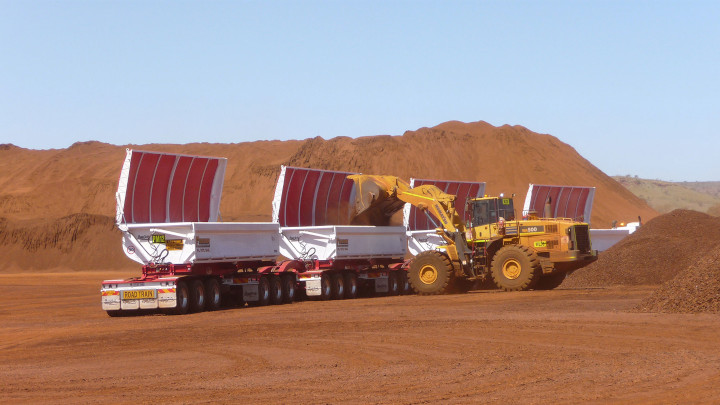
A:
[408,251,453,295]
[491,245,541,291]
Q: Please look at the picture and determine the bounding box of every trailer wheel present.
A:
[330,273,345,300]
[491,245,541,291]
[250,276,271,306]
[343,272,358,299]
[269,275,283,305]
[190,279,206,313]
[387,271,400,296]
[397,271,410,295]
[169,281,190,315]
[534,272,567,290]
[204,278,221,311]
[319,274,332,300]
[408,251,453,295]
[281,274,296,303]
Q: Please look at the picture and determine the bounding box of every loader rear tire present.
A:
[535,272,567,290]
[491,245,541,291]
[408,251,453,295]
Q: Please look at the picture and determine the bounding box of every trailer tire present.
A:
[204,278,222,311]
[319,274,332,300]
[190,279,206,313]
[343,272,358,299]
[387,271,400,296]
[281,274,296,303]
[491,245,541,291]
[169,281,190,315]
[397,271,410,295]
[106,310,125,317]
[269,275,283,305]
[535,272,567,290]
[408,251,453,295]
[330,273,345,300]
[250,276,271,306]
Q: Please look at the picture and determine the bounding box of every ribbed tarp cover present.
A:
[116,149,226,224]
[272,166,358,227]
[404,179,486,231]
[522,184,595,223]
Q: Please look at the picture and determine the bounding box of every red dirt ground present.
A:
[2,271,720,404]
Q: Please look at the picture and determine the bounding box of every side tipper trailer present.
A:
[101,151,408,316]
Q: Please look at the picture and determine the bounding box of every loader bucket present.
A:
[347,174,410,226]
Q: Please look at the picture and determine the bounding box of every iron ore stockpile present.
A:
[634,244,720,313]
[563,209,720,313]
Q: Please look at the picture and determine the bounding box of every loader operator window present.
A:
[498,198,515,221]
[472,200,497,226]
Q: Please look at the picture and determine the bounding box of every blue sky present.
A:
[1,1,718,181]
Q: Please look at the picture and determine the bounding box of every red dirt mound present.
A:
[0,214,129,272]
[0,120,658,271]
[564,210,720,288]
[634,244,720,313]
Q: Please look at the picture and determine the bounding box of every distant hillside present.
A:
[613,176,720,216]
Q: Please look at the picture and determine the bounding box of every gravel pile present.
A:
[634,244,720,313]
[563,210,720,288]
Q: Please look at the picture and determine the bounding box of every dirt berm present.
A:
[634,243,720,313]
[564,209,720,288]
[0,120,657,271]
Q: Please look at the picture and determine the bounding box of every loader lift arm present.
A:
[347,174,465,233]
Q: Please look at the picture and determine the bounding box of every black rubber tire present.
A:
[343,272,358,299]
[408,251,453,295]
[268,275,283,305]
[319,274,332,300]
[491,245,541,291]
[397,270,410,295]
[170,280,190,315]
[106,310,125,317]
[204,278,222,311]
[329,273,344,300]
[281,274,296,304]
[253,276,271,306]
[535,272,567,290]
[387,271,400,296]
[189,279,206,313]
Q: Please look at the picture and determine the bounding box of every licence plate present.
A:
[122,290,156,300]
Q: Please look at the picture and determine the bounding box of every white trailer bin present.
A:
[103,149,285,316]
[121,222,279,265]
[279,225,407,261]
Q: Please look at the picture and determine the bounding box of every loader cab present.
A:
[469,197,515,240]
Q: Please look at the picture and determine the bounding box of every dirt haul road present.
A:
[2,271,720,404]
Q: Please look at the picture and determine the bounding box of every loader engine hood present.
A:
[115,149,227,225]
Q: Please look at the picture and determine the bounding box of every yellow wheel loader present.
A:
[348,174,597,294]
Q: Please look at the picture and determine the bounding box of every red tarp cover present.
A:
[404,179,486,231]
[116,149,226,224]
[272,166,358,227]
[522,184,595,223]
